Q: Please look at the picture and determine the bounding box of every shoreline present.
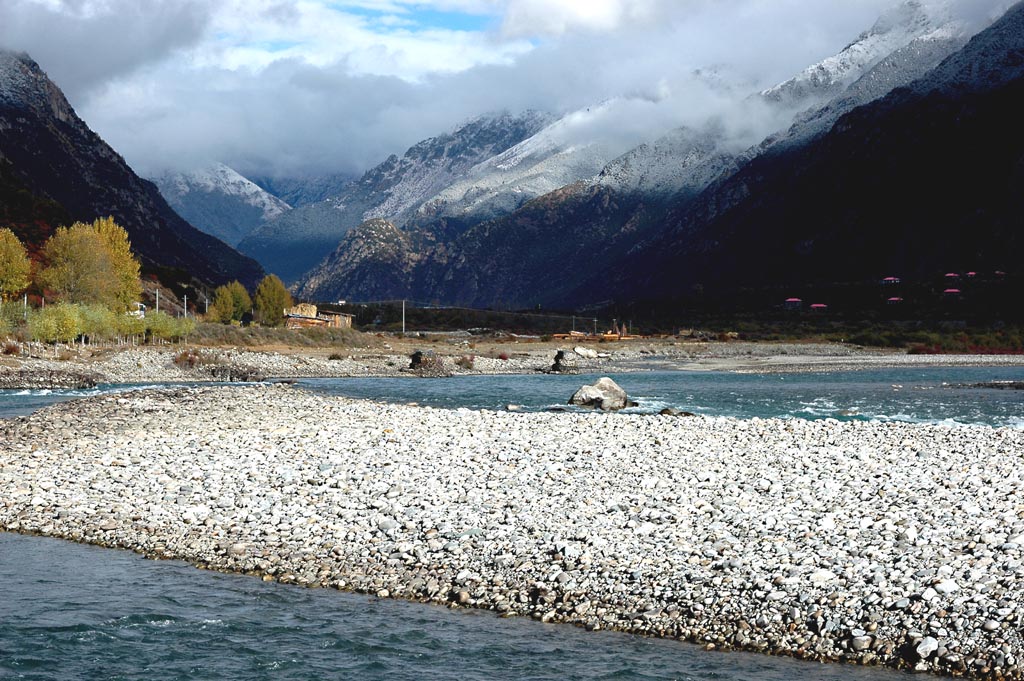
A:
[3,384,1023,677]
[2,341,1024,389]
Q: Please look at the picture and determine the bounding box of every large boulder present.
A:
[569,377,634,411]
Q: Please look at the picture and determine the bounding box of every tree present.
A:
[210,285,235,323]
[28,304,81,343]
[37,218,142,311]
[92,216,142,311]
[38,225,115,307]
[209,280,251,323]
[254,274,292,327]
[0,227,31,300]
[226,280,252,321]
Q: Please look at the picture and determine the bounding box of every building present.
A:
[784,297,803,311]
[285,303,354,329]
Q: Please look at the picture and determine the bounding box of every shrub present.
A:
[173,348,203,368]
[78,304,118,343]
[455,354,475,370]
[28,304,82,343]
[498,352,509,361]
[328,352,345,360]
[146,312,195,342]
[3,341,20,355]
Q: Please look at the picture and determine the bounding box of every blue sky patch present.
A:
[337,4,496,33]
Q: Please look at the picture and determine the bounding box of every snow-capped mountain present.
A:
[580,0,1024,310]
[763,23,969,151]
[292,0,1004,308]
[412,102,646,225]
[153,163,292,247]
[763,0,951,108]
[239,111,552,283]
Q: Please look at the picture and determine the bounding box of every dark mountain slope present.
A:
[0,51,263,287]
[241,112,550,283]
[583,2,1024,306]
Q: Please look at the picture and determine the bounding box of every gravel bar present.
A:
[2,383,1024,677]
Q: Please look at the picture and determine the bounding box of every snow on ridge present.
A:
[762,1,944,100]
[160,163,291,221]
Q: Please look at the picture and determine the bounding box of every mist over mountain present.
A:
[0,50,263,288]
[239,111,552,284]
[294,0,989,309]
[580,0,1024,310]
[152,163,292,247]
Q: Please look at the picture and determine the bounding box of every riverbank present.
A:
[2,340,1024,388]
[3,384,1023,677]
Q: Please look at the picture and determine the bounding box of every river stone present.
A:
[569,377,632,411]
[916,636,939,659]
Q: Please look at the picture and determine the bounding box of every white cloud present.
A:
[0,0,1013,179]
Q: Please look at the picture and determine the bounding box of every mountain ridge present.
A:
[0,50,264,288]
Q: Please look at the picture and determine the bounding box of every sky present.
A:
[0,0,1012,179]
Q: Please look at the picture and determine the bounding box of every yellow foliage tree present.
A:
[92,216,142,311]
[0,227,31,301]
[254,274,292,327]
[38,218,142,311]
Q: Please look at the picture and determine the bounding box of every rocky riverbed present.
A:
[2,384,1023,677]
[2,341,1023,389]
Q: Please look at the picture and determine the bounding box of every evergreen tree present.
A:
[254,274,292,327]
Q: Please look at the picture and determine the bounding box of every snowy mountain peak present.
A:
[0,49,76,124]
[158,162,291,221]
[152,163,292,247]
[761,0,964,107]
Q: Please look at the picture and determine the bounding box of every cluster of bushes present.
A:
[845,327,1024,353]
[189,321,364,348]
[15,304,195,344]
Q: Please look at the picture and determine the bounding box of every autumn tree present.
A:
[92,216,142,311]
[0,227,31,301]
[227,281,252,320]
[210,285,235,323]
[254,274,292,327]
[38,218,142,310]
[39,225,115,307]
[210,280,251,323]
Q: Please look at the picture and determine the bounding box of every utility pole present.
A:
[183,294,188,318]
[156,288,160,314]
[593,318,597,337]
[572,315,575,333]
[402,299,406,335]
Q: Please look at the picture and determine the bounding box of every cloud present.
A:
[0,0,1013,179]
[0,0,212,102]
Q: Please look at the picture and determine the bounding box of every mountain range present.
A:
[0,51,263,289]
[9,0,1018,317]
[288,0,994,309]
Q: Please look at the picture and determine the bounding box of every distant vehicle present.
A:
[127,302,146,319]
